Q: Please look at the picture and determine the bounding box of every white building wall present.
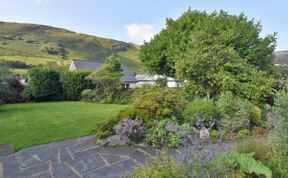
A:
[69,62,76,71]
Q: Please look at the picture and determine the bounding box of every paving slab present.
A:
[0,144,13,156]
[1,135,233,178]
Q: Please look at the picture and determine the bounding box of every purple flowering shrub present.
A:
[116,118,146,143]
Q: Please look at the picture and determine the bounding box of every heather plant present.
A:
[115,118,146,143]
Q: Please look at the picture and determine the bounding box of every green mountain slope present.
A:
[0,22,142,72]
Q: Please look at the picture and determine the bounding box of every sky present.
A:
[0,0,287,51]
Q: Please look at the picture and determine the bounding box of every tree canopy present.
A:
[140,9,278,103]
[86,54,123,103]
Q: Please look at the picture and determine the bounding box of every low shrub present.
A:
[216,92,250,132]
[61,70,92,101]
[210,153,272,178]
[234,138,272,162]
[115,118,146,143]
[81,89,103,102]
[92,108,149,139]
[132,85,186,120]
[81,88,132,104]
[271,88,288,160]
[144,120,180,148]
[183,98,217,126]
[128,153,185,178]
[92,116,121,139]
[116,107,150,124]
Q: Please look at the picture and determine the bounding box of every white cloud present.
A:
[125,23,156,44]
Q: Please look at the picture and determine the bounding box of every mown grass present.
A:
[0,102,129,151]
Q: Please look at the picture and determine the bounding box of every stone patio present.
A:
[0,135,233,178]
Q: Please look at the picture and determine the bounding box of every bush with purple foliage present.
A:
[116,118,146,143]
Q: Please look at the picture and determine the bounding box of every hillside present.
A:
[0,22,142,72]
[275,50,288,64]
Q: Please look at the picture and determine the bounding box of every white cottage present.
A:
[69,59,138,88]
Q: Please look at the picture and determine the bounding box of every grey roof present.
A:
[72,59,137,82]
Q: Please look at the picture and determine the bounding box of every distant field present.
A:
[0,102,129,151]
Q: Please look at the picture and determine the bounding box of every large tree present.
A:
[140,9,278,103]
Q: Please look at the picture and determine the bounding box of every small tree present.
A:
[61,70,92,100]
[22,67,62,101]
[86,54,123,103]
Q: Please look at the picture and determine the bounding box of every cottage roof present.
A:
[71,59,137,82]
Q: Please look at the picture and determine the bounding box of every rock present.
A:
[96,135,127,146]
[199,127,210,141]
[96,138,109,146]
[164,122,179,132]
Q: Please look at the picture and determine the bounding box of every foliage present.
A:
[128,153,185,178]
[216,92,250,132]
[81,89,103,102]
[0,60,32,69]
[86,54,124,103]
[132,85,186,119]
[0,68,24,103]
[266,151,288,178]
[155,77,167,87]
[271,88,288,162]
[0,68,11,103]
[92,107,149,139]
[92,116,121,139]
[144,120,180,148]
[211,153,272,178]
[115,118,146,143]
[234,139,272,162]
[183,97,217,126]
[61,70,92,100]
[249,105,263,126]
[0,102,128,151]
[140,9,277,103]
[116,107,149,123]
[22,67,62,101]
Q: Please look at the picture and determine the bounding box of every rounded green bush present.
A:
[183,98,217,126]
[216,92,250,132]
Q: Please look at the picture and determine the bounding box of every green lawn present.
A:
[0,102,129,151]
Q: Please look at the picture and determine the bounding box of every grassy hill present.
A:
[0,22,142,73]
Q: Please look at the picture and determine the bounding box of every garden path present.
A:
[0,135,233,178]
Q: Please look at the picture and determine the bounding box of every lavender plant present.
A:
[116,118,146,143]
